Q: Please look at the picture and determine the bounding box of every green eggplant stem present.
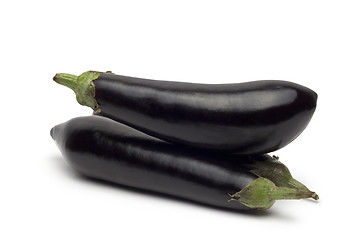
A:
[229,177,318,210]
[250,155,319,200]
[53,71,101,112]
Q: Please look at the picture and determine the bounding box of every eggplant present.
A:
[51,115,318,210]
[54,71,317,154]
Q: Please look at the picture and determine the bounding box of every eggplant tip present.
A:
[50,127,55,140]
[53,74,59,82]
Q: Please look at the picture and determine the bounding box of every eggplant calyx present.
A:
[53,71,101,112]
[250,155,319,200]
[229,177,318,210]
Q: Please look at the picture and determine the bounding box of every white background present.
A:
[1,0,359,239]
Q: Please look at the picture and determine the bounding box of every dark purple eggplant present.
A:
[53,71,317,154]
[51,115,318,210]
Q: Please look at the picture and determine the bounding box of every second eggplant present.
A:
[51,115,318,210]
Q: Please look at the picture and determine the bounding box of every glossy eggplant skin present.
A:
[93,73,317,154]
[50,115,275,211]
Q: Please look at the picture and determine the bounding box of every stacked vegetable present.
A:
[51,71,318,210]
